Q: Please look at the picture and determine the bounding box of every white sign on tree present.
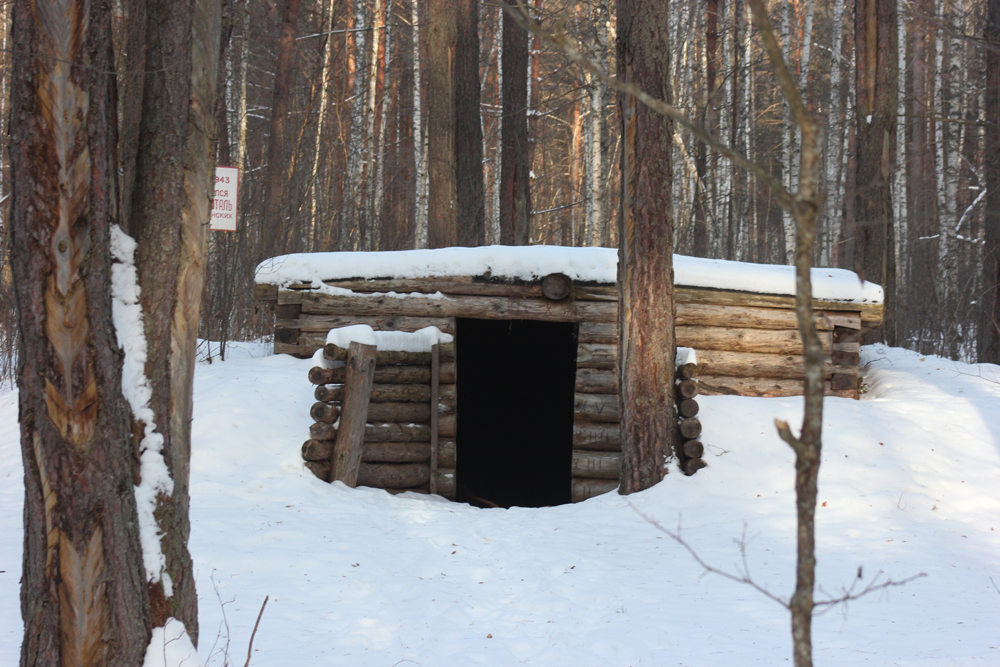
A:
[211,166,239,231]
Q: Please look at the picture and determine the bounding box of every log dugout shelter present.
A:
[254,247,884,506]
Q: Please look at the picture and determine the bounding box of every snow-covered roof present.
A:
[255,246,883,305]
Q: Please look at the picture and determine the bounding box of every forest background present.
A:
[0,0,996,372]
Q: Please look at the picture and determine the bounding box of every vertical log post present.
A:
[430,343,440,494]
[329,342,377,485]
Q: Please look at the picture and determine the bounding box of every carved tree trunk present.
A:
[617,0,677,493]
[11,0,151,664]
[128,0,221,640]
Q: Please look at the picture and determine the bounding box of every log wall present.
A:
[257,273,881,503]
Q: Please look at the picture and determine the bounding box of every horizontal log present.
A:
[304,440,443,464]
[833,326,862,344]
[572,451,622,479]
[316,383,434,403]
[438,440,456,468]
[677,379,699,399]
[274,303,302,319]
[825,313,862,331]
[435,468,456,498]
[255,283,278,302]
[696,375,843,398]
[310,362,456,385]
[357,463,430,489]
[679,417,702,440]
[438,413,456,438]
[300,291,617,323]
[676,325,833,355]
[276,289,304,305]
[832,350,860,367]
[366,402,431,423]
[572,423,621,451]
[571,478,619,502]
[576,343,617,369]
[276,327,300,345]
[674,286,882,330]
[277,314,456,335]
[676,302,835,331]
[830,373,858,393]
[577,321,617,344]
[574,393,620,423]
[677,398,699,418]
[324,342,455,365]
[681,458,707,475]
[575,368,618,394]
[695,349,855,381]
[311,421,433,442]
[275,333,326,358]
[310,402,341,423]
[326,383,455,404]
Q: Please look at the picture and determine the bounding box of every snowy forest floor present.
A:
[1,344,998,666]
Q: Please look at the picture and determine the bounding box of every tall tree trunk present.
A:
[427,0,458,247]
[413,0,428,248]
[128,0,221,639]
[363,0,384,250]
[262,0,300,256]
[500,5,530,244]
[456,0,486,246]
[982,0,1000,362]
[617,0,677,494]
[693,0,719,256]
[310,0,337,250]
[854,0,897,343]
[12,0,151,662]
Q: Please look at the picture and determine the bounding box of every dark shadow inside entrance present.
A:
[456,319,578,508]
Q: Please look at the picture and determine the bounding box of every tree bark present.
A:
[262,0,300,256]
[427,0,458,247]
[11,0,151,663]
[128,0,221,639]
[456,0,486,246]
[500,5,531,244]
[617,0,677,493]
[982,0,1000,362]
[854,0,898,344]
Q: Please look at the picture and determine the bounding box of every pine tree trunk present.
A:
[982,0,1000,362]
[12,1,152,662]
[427,0,458,247]
[854,0,897,343]
[262,0,299,256]
[456,0,486,246]
[500,6,530,244]
[412,0,428,248]
[617,0,677,494]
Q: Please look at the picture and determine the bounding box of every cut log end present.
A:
[677,379,700,399]
[542,273,572,301]
[679,417,702,440]
[681,458,707,476]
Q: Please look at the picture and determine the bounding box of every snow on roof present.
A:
[256,245,883,305]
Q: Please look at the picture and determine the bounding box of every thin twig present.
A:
[629,500,926,612]
[244,595,269,667]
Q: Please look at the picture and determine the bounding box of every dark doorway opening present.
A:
[456,319,578,508]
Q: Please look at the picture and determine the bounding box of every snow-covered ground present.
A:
[1,344,998,666]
